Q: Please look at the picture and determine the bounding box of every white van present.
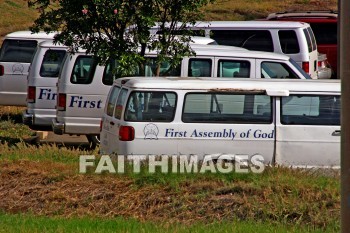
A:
[100,77,340,168]
[22,41,67,130]
[52,44,311,146]
[151,21,319,79]
[0,31,56,106]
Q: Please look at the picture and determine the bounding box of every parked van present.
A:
[264,11,338,78]
[152,21,319,79]
[22,41,67,130]
[100,77,340,168]
[52,44,311,146]
[0,31,56,106]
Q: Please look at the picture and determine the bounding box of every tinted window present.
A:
[188,59,212,77]
[129,58,181,77]
[307,27,317,51]
[40,50,66,77]
[106,86,121,116]
[279,30,300,54]
[310,23,337,45]
[217,60,250,78]
[0,39,37,63]
[103,59,118,85]
[288,58,311,79]
[182,93,272,124]
[281,95,340,125]
[210,30,274,52]
[303,28,313,53]
[70,56,97,84]
[125,91,177,122]
[114,88,128,119]
[261,61,299,79]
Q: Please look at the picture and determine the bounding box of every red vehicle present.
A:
[265,11,338,78]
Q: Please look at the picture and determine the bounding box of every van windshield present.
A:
[288,58,311,79]
[0,39,38,63]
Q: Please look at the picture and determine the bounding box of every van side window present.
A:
[70,55,97,84]
[303,28,313,53]
[106,86,121,116]
[210,30,273,52]
[103,59,118,85]
[281,95,340,125]
[125,91,177,122]
[182,93,272,124]
[307,27,317,51]
[278,30,300,54]
[261,61,298,79]
[218,60,250,78]
[188,59,212,77]
[40,50,66,77]
[128,58,181,77]
[0,39,37,63]
[114,88,128,119]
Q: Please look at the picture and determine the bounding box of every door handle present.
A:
[110,121,115,126]
[332,130,341,136]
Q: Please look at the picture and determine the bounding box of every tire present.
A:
[86,134,100,149]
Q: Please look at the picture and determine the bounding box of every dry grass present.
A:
[0,0,38,38]
[0,159,340,228]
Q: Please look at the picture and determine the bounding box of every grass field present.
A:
[0,0,340,232]
[0,213,338,233]
[0,124,341,232]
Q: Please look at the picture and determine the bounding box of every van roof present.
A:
[151,21,310,30]
[116,77,340,93]
[4,31,57,40]
[38,41,68,48]
[162,44,290,61]
[192,21,310,29]
[67,43,290,61]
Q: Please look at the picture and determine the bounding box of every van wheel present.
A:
[86,135,100,149]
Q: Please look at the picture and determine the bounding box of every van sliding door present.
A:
[275,94,340,168]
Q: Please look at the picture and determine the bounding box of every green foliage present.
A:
[28,0,215,77]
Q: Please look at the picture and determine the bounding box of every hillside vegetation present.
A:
[0,0,337,39]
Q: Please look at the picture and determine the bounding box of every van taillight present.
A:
[0,65,4,76]
[119,126,135,141]
[57,93,66,111]
[27,86,36,103]
[302,62,309,73]
[100,120,103,132]
[318,60,326,68]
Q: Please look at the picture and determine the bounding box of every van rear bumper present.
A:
[52,119,64,135]
[22,110,33,126]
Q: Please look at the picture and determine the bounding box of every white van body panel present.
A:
[53,44,310,140]
[55,52,107,134]
[23,41,67,128]
[0,31,57,106]
[275,96,340,168]
[100,77,340,168]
